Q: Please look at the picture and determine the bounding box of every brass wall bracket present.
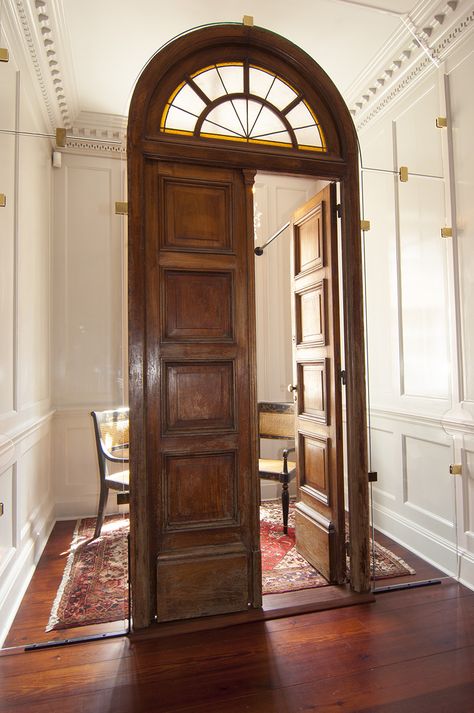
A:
[0,194,6,208]
[243,15,254,26]
[115,201,128,215]
[449,464,462,476]
[56,128,66,148]
[361,219,371,232]
[0,48,9,62]
[436,117,448,128]
[399,166,409,182]
[441,227,453,238]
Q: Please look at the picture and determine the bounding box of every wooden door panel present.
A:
[291,184,345,584]
[163,361,236,433]
[164,451,238,528]
[157,549,248,621]
[144,160,260,621]
[162,269,234,341]
[296,282,326,346]
[298,360,328,423]
[162,179,232,251]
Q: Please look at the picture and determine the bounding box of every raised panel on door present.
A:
[145,161,260,622]
[291,184,345,583]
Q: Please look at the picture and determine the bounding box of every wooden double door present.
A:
[144,159,344,622]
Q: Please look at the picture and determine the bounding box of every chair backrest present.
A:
[258,402,295,440]
[91,408,129,479]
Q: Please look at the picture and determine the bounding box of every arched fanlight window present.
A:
[160,62,326,152]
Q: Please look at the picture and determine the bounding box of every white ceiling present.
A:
[58,0,423,120]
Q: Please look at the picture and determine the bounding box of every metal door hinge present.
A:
[115,201,128,215]
[0,48,9,62]
[336,203,342,218]
[368,471,378,482]
[0,502,4,517]
[0,194,6,208]
[361,219,371,232]
[243,15,254,26]
[436,117,448,128]
[441,227,453,238]
[449,464,462,476]
[340,369,347,385]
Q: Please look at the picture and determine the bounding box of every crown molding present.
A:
[349,0,474,130]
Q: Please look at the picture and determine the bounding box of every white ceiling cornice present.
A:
[348,0,474,128]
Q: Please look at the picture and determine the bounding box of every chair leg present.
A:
[94,483,108,539]
[282,481,289,535]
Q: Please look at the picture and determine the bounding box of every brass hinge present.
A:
[336,203,342,218]
[0,502,4,517]
[368,471,378,483]
[449,464,462,476]
[115,201,128,215]
[399,166,409,182]
[440,227,453,238]
[436,117,448,129]
[340,369,347,385]
[361,219,371,232]
[0,48,9,62]
[243,15,254,26]
[0,194,6,208]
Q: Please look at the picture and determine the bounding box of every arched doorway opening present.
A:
[128,24,369,629]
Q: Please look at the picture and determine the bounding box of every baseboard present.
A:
[372,502,459,579]
[0,503,55,648]
[458,548,474,592]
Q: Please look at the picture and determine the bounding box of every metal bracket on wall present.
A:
[441,227,453,238]
[399,166,409,182]
[115,202,128,215]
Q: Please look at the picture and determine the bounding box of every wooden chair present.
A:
[258,401,296,534]
[90,408,130,539]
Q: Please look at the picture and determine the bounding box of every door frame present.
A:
[128,24,370,629]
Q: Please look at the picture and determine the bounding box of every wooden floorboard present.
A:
[0,580,473,712]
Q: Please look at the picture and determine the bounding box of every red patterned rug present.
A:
[261,501,415,595]
[46,515,129,631]
[47,504,415,630]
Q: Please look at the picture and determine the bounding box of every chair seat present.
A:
[105,469,129,488]
[258,458,296,479]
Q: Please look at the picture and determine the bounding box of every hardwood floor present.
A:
[3,514,447,649]
[1,578,473,712]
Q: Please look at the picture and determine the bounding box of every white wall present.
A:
[52,152,127,518]
[0,19,55,645]
[360,30,474,588]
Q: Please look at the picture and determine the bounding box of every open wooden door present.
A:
[290,183,346,584]
[143,160,261,622]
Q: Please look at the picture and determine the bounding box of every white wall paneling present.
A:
[0,21,54,646]
[360,30,474,590]
[53,153,125,409]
